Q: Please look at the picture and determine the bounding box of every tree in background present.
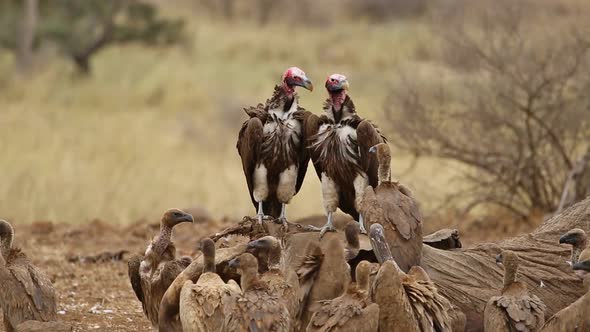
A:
[384,7,590,219]
[0,0,185,75]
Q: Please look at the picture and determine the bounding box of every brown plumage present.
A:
[423,228,462,250]
[159,242,253,332]
[307,74,386,236]
[237,67,314,225]
[0,220,57,332]
[484,250,546,332]
[247,236,300,321]
[306,260,379,332]
[127,208,194,329]
[370,223,456,332]
[296,233,351,331]
[361,143,422,272]
[558,228,587,266]
[224,253,290,332]
[179,238,241,332]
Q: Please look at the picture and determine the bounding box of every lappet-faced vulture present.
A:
[0,220,57,332]
[307,74,386,236]
[484,250,546,332]
[237,67,314,226]
[127,208,194,329]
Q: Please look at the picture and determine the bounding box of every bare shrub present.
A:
[347,0,429,21]
[384,6,590,218]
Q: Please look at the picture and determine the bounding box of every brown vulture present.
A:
[484,250,546,332]
[237,67,314,226]
[307,74,386,236]
[0,220,57,332]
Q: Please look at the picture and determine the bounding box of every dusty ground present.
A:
[3,216,234,332]
[2,211,540,332]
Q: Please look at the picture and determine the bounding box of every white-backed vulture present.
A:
[159,242,253,332]
[296,233,351,331]
[179,238,241,332]
[224,253,290,332]
[237,67,314,226]
[558,228,587,266]
[307,74,386,236]
[306,260,379,332]
[360,143,422,272]
[247,236,300,321]
[540,247,590,331]
[423,228,462,250]
[369,223,457,332]
[127,208,194,329]
[0,220,57,332]
[484,250,546,332]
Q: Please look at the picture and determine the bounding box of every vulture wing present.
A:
[356,120,387,187]
[375,184,421,241]
[237,106,266,209]
[128,254,146,308]
[489,294,546,332]
[305,113,327,180]
[8,256,56,322]
[294,108,314,193]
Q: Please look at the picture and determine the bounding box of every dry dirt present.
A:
[2,211,538,332]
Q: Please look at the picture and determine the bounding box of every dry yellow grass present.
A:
[1,0,586,224]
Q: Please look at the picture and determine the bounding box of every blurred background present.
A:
[1,0,589,241]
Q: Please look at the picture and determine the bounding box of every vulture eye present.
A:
[173,212,182,217]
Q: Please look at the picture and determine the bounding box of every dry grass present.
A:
[0,0,587,225]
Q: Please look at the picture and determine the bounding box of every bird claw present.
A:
[359,223,368,235]
[276,217,289,232]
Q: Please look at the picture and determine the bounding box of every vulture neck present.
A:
[268,246,282,271]
[503,262,518,290]
[279,84,296,111]
[152,224,173,257]
[240,267,260,291]
[378,155,391,185]
[356,270,370,292]
[0,221,14,256]
[329,91,347,122]
[572,241,587,264]
[203,250,216,274]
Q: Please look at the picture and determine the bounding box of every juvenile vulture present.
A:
[361,143,422,272]
[423,228,462,250]
[0,220,57,332]
[247,236,300,320]
[237,67,314,226]
[558,228,587,266]
[296,233,351,331]
[179,238,241,332]
[540,247,590,331]
[369,223,457,332]
[224,253,290,332]
[127,208,194,328]
[306,260,379,332]
[307,74,385,236]
[484,250,546,332]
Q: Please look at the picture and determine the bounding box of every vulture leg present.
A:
[256,201,264,225]
[276,203,289,231]
[358,214,367,235]
[319,212,336,239]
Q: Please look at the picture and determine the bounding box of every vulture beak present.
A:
[228,257,239,269]
[369,145,378,154]
[326,78,349,93]
[299,77,314,92]
[495,253,503,265]
[181,214,195,224]
[559,233,576,245]
[247,239,264,249]
[573,260,590,271]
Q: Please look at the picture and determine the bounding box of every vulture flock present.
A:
[1,67,590,332]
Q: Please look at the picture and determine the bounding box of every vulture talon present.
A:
[319,224,336,239]
[358,215,367,235]
[276,217,289,232]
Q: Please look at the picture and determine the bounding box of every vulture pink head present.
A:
[325,74,349,110]
[281,67,314,95]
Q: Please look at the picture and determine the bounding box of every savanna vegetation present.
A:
[1,0,589,240]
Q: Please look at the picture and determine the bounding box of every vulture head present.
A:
[281,67,313,96]
[559,228,587,247]
[0,220,14,254]
[200,238,216,273]
[248,236,281,268]
[325,73,349,111]
[161,209,194,228]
